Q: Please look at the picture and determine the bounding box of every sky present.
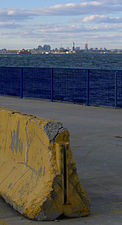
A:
[0,0,122,50]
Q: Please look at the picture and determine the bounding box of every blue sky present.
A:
[0,0,122,49]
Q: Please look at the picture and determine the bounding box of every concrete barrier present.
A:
[0,106,90,220]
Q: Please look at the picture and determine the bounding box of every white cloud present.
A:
[0,21,20,28]
[1,22,121,39]
[0,0,122,21]
[7,10,16,16]
[30,1,121,16]
[82,15,122,23]
[0,8,33,22]
[0,0,122,48]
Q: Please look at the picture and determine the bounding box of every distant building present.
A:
[1,48,7,51]
[59,47,65,52]
[72,42,75,51]
[37,45,43,50]
[43,45,51,51]
[36,45,51,51]
[84,43,88,50]
[75,47,80,50]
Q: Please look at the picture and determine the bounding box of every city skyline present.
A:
[0,0,122,50]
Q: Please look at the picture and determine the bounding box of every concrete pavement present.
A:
[0,96,122,225]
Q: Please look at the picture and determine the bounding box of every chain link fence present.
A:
[0,67,122,107]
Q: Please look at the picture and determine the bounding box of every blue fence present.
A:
[0,66,122,107]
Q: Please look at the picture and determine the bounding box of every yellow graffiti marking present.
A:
[112,209,122,214]
[0,107,90,220]
[91,213,101,217]
[0,219,7,225]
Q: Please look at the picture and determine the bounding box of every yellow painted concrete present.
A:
[0,106,90,220]
[0,219,8,225]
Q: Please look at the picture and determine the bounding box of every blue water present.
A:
[0,52,122,69]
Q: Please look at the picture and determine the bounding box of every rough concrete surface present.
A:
[0,107,89,220]
[0,96,122,225]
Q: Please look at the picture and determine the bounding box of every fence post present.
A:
[20,67,23,98]
[51,68,53,102]
[86,69,89,106]
[115,71,117,107]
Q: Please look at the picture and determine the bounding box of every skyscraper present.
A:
[72,42,75,51]
[84,43,88,50]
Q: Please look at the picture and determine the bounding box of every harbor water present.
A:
[0,52,122,69]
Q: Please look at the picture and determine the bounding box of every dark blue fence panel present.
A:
[53,68,86,103]
[116,71,122,107]
[0,66,122,108]
[0,67,20,96]
[89,69,116,107]
[23,67,51,99]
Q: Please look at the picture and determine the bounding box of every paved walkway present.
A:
[0,96,122,225]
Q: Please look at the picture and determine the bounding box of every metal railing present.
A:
[0,66,122,107]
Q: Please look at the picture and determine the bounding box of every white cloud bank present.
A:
[0,0,122,19]
[0,0,122,48]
